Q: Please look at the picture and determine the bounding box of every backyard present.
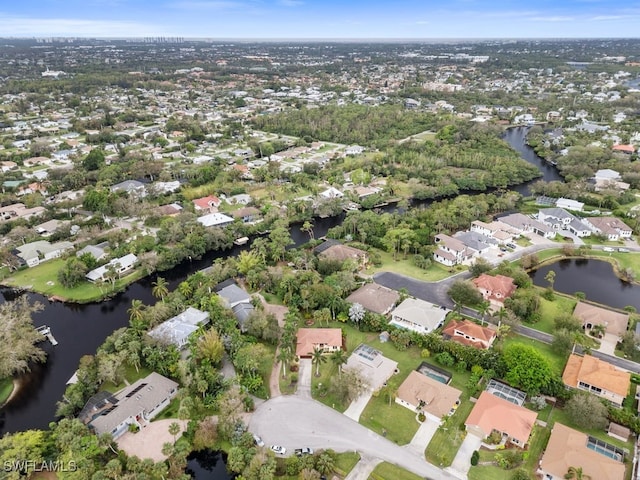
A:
[366,248,460,281]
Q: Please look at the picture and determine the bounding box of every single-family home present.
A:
[465,391,537,448]
[433,234,472,266]
[17,182,48,197]
[390,298,447,334]
[470,220,518,244]
[453,231,497,255]
[345,283,400,315]
[584,217,633,240]
[110,180,147,197]
[34,219,68,237]
[593,169,630,191]
[155,203,183,217]
[353,186,382,199]
[612,144,635,155]
[0,203,45,222]
[295,328,343,358]
[197,212,234,228]
[442,319,496,349]
[498,213,555,238]
[345,145,364,155]
[319,187,344,199]
[472,274,517,309]
[14,240,74,268]
[562,353,630,407]
[573,301,629,337]
[396,370,462,422]
[314,239,368,268]
[76,244,108,262]
[230,207,261,224]
[537,208,577,230]
[539,422,625,480]
[80,372,178,439]
[215,280,254,331]
[346,344,398,391]
[595,169,622,182]
[147,307,210,349]
[193,195,222,213]
[555,198,584,212]
[86,254,138,283]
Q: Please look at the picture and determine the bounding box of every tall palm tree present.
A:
[477,301,491,326]
[277,347,293,379]
[127,299,145,323]
[152,276,169,302]
[311,347,327,377]
[330,349,348,377]
[565,466,591,480]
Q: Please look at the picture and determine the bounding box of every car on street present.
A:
[253,434,264,447]
[270,445,287,455]
[618,248,630,253]
[295,447,314,456]
[603,247,615,252]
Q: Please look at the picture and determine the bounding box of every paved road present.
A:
[249,396,459,480]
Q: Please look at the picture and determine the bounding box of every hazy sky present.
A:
[1,0,639,38]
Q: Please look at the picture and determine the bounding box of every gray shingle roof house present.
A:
[82,372,178,439]
[147,307,210,349]
[390,298,447,334]
[215,280,254,332]
[109,180,147,197]
[86,254,138,283]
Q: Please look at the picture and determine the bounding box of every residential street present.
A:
[249,395,460,480]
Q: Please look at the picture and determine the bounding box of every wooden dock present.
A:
[36,325,58,346]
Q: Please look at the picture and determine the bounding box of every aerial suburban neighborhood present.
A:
[1,35,640,480]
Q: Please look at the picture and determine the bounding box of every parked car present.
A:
[506,243,517,249]
[270,445,286,455]
[618,248,630,253]
[253,434,264,447]
[295,447,314,456]
[603,247,615,252]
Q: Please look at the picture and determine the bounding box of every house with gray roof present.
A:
[83,372,178,439]
[109,180,147,197]
[86,253,138,283]
[498,213,555,239]
[390,298,447,334]
[215,280,254,332]
[76,243,108,261]
[14,240,73,267]
[453,231,497,254]
[147,307,210,349]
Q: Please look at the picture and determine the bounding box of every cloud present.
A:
[277,0,303,6]
[168,0,247,10]
[0,15,163,36]
[529,15,575,22]
[590,14,637,21]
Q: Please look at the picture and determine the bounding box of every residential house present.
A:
[14,240,74,268]
[573,301,629,337]
[584,217,633,240]
[34,219,68,237]
[197,212,234,228]
[17,182,48,197]
[498,213,555,238]
[147,307,210,349]
[155,203,183,217]
[537,208,576,230]
[215,280,254,331]
[85,254,138,283]
[612,144,635,154]
[110,180,147,197]
[345,283,400,315]
[319,187,344,199]
[453,231,498,255]
[230,207,261,224]
[539,422,625,480]
[465,391,537,448]
[0,203,45,222]
[193,195,221,213]
[593,169,630,192]
[396,370,462,422]
[345,145,364,155]
[76,244,108,262]
[346,344,398,391]
[433,233,472,266]
[295,328,343,358]
[81,372,178,439]
[562,353,630,407]
[390,298,447,334]
[314,239,368,269]
[0,161,17,172]
[442,319,496,349]
[472,274,517,309]
[226,194,252,205]
[353,186,382,199]
[470,220,516,244]
[555,198,584,212]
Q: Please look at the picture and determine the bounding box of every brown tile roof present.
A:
[573,302,629,336]
[319,244,367,263]
[345,283,400,315]
[541,423,625,480]
[465,391,537,445]
[295,328,342,357]
[442,319,496,349]
[472,274,517,301]
[562,354,630,398]
[397,371,461,418]
[231,207,260,219]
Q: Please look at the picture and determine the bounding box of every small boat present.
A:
[233,236,249,246]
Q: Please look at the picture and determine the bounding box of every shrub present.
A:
[470,450,479,466]
[529,395,547,411]
[420,348,431,358]
[418,412,426,423]
[435,351,455,367]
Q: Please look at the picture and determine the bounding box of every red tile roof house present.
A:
[295,328,343,358]
[442,319,496,349]
[612,144,635,154]
[472,273,517,310]
[465,391,537,449]
[193,195,221,213]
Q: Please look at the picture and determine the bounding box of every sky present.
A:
[1,0,639,39]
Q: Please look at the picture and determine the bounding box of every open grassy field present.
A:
[536,293,577,334]
[2,258,145,303]
[366,248,459,281]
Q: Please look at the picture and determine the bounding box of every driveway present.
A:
[448,432,483,478]
[405,416,440,456]
[343,391,373,421]
[598,332,618,356]
[296,358,312,398]
[249,396,459,480]
[344,454,382,480]
[116,419,188,462]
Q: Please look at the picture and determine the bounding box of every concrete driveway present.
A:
[116,419,188,462]
[296,358,312,398]
[598,332,618,356]
[405,416,440,456]
[448,432,483,477]
[343,391,373,421]
[249,396,459,480]
[344,454,382,480]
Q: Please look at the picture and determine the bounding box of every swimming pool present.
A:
[587,436,624,461]
[416,362,452,384]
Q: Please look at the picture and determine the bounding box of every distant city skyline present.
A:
[1,0,639,39]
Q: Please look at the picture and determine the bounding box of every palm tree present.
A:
[301,221,314,241]
[152,276,169,302]
[330,349,348,377]
[277,347,293,379]
[477,300,491,326]
[127,299,145,323]
[565,466,591,480]
[311,347,327,377]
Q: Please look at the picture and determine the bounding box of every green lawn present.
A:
[0,378,14,406]
[333,451,361,476]
[536,293,577,334]
[425,400,474,467]
[366,248,460,282]
[360,391,420,445]
[2,258,145,303]
[153,396,181,421]
[102,364,153,393]
[370,461,425,480]
[501,337,567,376]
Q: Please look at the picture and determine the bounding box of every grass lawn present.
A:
[278,365,297,395]
[536,293,577,334]
[259,344,276,400]
[334,451,361,476]
[501,336,567,376]
[0,378,14,405]
[370,461,424,480]
[366,248,459,282]
[425,400,474,467]
[262,292,284,305]
[360,390,420,445]
[101,364,153,393]
[468,425,550,480]
[153,396,181,421]
[2,258,145,303]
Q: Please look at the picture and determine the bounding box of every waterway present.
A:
[530,258,640,312]
[0,125,556,434]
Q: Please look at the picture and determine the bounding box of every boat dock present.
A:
[36,325,58,346]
